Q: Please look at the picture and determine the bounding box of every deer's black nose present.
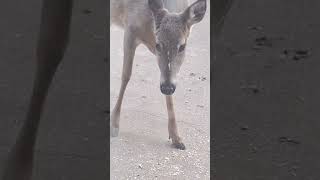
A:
[160,83,176,95]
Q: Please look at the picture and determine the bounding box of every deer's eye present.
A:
[178,44,186,52]
[156,43,161,52]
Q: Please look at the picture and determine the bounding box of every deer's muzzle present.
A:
[160,82,176,95]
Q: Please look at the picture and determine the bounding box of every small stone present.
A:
[252,88,259,94]
[82,9,92,14]
[201,77,207,81]
[279,136,288,142]
[287,138,300,144]
[240,126,249,131]
[254,36,272,47]
[278,137,300,144]
[281,49,310,61]
[248,26,263,31]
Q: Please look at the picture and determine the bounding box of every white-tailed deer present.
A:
[2,1,73,180]
[110,0,207,150]
[2,0,234,179]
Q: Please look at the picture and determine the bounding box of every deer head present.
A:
[149,0,207,95]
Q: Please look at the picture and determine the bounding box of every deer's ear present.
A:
[149,0,167,29]
[182,0,207,27]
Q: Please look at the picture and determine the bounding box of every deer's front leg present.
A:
[165,95,185,150]
[110,29,138,137]
[2,1,73,180]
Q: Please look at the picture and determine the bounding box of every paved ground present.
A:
[110,1,210,180]
[0,0,108,179]
[214,0,320,179]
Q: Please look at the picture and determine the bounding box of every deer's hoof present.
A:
[110,126,119,137]
[172,142,186,150]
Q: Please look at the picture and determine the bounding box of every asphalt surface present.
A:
[0,0,108,179]
[110,1,210,179]
[214,0,320,179]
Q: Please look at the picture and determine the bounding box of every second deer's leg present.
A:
[110,29,138,137]
[165,95,185,150]
[2,1,73,180]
